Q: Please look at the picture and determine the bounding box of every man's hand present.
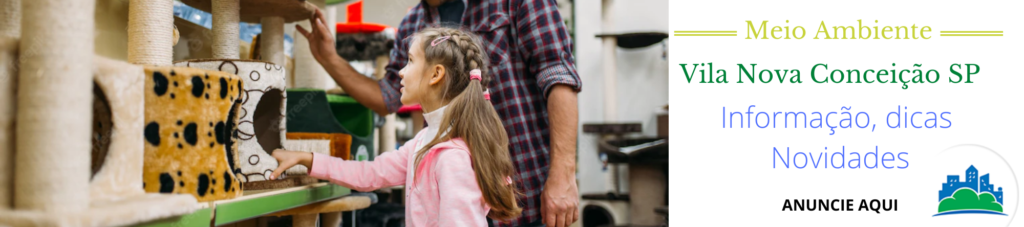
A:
[269,149,314,180]
[294,8,389,115]
[541,169,579,227]
[295,9,341,67]
[542,85,580,227]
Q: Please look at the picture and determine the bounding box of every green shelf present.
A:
[213,183,351,226]
[132,183,351,227]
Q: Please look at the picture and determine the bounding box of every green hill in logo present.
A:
[938,188,1003,213]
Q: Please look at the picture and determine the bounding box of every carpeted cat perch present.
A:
[81,58,199,226]
[91,58,199,207]
[142,66,246,202]
[0,56,205,227]
[174,59,290,183]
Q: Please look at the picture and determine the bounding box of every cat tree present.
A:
[176,0,325,186]
[0,0,205,226]
[124,0,251,203]
[174,1,333,226]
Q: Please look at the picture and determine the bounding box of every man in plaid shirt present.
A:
[295,0,580,226]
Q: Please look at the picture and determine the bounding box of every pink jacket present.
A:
[308,130,490,227]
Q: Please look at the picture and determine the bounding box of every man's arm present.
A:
[544,84,580,227]
[512,0,582,226]
[319,57,389,115]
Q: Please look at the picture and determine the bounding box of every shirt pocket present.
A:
[471,12,512,82]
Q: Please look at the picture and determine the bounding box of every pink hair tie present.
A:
[469,69,482,81]
[430,36,451,46]
[469,70,487,100]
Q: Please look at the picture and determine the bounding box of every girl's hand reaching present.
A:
[269,149,314,180]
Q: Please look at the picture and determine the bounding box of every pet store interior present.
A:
[0,0,667,226]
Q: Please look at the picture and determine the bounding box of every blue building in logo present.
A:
[939,165,1003,204]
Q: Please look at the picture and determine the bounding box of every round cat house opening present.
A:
[253,88,283,155]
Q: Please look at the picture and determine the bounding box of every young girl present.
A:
[270,27,521,226]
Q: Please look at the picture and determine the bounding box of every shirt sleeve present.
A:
[378,12,418,114]
[435,148,489,226]
[514,0,582,99]
[307,138,414,192]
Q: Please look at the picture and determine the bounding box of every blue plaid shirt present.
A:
[378,0,581,225]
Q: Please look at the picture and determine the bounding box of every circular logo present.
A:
[925,145,1018,226]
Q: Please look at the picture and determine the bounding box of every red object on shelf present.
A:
[336,0,389,33]
[397,104,423,114]
[346,0,362,23]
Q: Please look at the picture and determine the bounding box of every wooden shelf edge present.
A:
[213,183,351,226]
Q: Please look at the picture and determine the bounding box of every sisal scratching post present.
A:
[0,38,15,210]
[127,0,173,66]
[380,114,396,153]
[0,0,19,39]
[0,3,19,210]
[0,0,16,208]
[260,17,285,66]
[293,20,331,89]
[0,0,19,208]
[212,0,240,59]
[378,58,395,153]
[325,5,336,35]
[15,0,95,212]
